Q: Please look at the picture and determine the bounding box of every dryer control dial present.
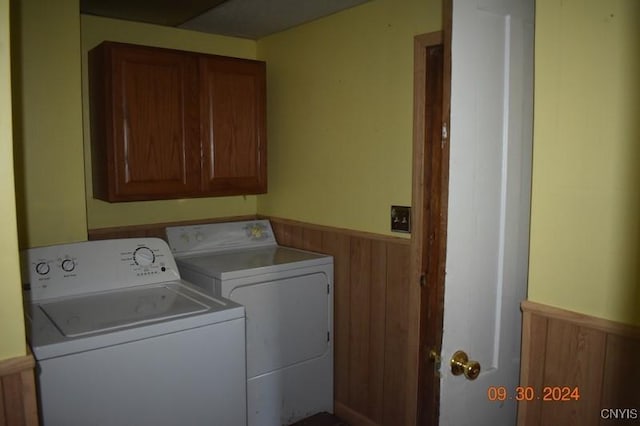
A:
[133,247,155,266]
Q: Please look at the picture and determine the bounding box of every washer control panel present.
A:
[22,238,180,302]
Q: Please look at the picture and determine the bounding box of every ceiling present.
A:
[80,0,371,39]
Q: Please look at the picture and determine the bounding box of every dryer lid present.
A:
[177,246,331,280]
[40,284,209,337]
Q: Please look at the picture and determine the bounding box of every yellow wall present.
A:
[11,0,87,248]
[14,1,437,238]
[81,16,258,229]
[256,0,441,236]
[528,0,640,326]
[0,0,26,360]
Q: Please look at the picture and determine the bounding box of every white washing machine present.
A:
[166,220,333,426]
[22,238,247,426]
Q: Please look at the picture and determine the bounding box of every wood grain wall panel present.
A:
[273,221,303,247]
[540,320,606,426]
[368,240,388,423]
[0,353,38,426]
[2,375,25,426]
[348,238,373,416]
[573,327,607,424]
[600,335,640,410]
[269,220,288,244]
[382,243,411,426]
[19,371,38,426]
[519,301,640,426]
[518,312,548,426]
[302,228,324,251]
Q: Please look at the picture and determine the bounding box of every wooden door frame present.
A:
[406,0,452,422]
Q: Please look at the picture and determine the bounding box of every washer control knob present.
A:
[133,247,155,266]
[61,258,75,273]
[35,262,50,276]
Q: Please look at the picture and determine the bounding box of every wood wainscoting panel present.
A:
[519,310,548,426]
[0,352,38,426]
[519,301,640,426]
[368,240,387,423]
[348,237,373,416]
[270,217,411,426]
[600,335,640,412]
[382,244,411,426]
[540,319,606,426]
[2,374,25,425]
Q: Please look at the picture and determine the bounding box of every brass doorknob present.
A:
[450,350,481,380]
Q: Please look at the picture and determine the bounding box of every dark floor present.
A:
[291,412,349,426]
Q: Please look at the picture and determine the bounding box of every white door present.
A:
[439,0,534,425]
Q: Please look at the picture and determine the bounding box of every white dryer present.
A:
[22,238,247,426]
[166,220,334,426]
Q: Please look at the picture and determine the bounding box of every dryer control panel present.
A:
[167,220,277,257]
[22,238,181,301]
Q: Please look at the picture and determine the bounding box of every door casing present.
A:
[406,23,452,426]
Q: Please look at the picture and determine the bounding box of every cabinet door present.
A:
[200,56,267,195]
[91,43,201,201]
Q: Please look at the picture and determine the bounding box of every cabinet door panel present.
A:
[91,44,201,201]
[113,48,201,198]
[201,57,267,195]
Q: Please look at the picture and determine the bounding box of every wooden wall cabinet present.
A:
[89,42,266,202]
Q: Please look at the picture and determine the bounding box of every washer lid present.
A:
[40,285,209,337]
[28,281,245,360]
